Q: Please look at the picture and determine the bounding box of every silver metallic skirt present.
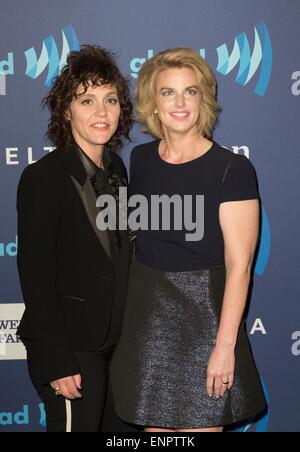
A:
[110,260,266,429]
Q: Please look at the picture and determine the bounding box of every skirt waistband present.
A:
[132,259,225,273]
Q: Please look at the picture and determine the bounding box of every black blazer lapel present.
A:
[71,176,111,260]
[59,145,112,262]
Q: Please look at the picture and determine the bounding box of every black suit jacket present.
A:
[17,146,131,384]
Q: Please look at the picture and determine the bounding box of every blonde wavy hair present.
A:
[136,48,221,139]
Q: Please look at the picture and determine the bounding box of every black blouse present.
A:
[129,140,259,272]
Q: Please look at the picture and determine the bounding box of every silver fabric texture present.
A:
[111,260,266,429]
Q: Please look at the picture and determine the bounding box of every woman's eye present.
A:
[106,98,119,104]
[162,90,174,96]
[186,89,197,96]
[81,98,93,105]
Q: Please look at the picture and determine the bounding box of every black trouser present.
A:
[26,343,138,432]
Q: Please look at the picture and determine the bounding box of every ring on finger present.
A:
[53,387,61,396]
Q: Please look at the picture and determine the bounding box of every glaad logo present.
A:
[25,25,80,87]
[0,405,29,426]
[0,403,46,428]
[0,25,80,94]
[0,236,18,257]
[130,21,272,96]
[216,21,272,96]
[291,71,300,96]
[291,331,300,356]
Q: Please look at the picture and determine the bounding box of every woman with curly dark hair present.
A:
[16,45,135,432]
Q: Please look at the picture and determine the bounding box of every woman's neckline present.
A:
[155,140,216,167]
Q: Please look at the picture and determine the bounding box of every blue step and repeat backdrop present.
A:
[0,0,299,432]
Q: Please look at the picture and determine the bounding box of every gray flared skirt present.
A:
[110,260,267,429]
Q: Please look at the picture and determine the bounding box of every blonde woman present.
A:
[111,48,266,432]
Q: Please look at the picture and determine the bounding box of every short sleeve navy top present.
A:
[129,140,259,272]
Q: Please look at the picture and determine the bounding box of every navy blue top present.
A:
[130,140,259,271]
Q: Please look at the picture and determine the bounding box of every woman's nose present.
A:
[175,93,185,108]
[94,103,107,116]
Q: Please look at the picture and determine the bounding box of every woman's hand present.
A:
[50,374,82,400]
[206,346,235,398]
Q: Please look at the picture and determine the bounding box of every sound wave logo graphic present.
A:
[38,403,46,428]
[216,21,272,96]
[255,207,271,276]
[25,25,80,87]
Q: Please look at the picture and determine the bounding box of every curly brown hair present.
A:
[44,45,133,151]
